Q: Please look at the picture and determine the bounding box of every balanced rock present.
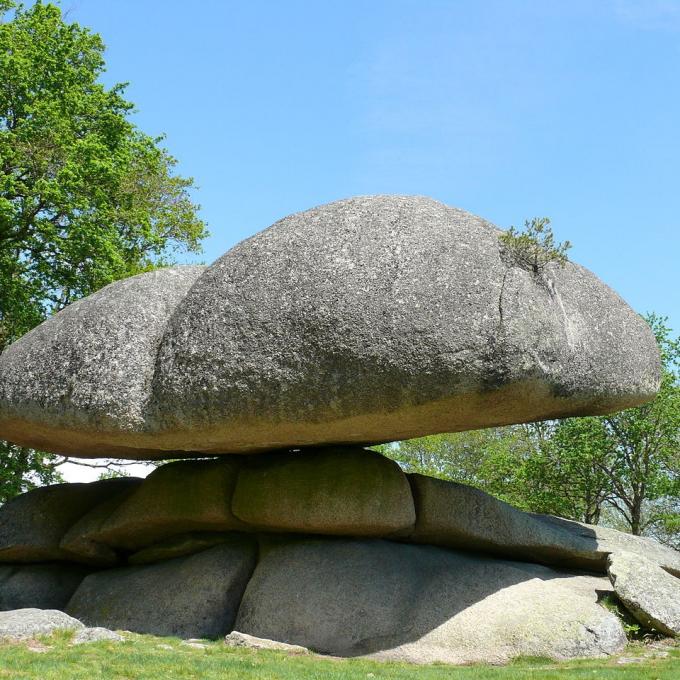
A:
[0,608,83,640]
[66,540,257,638]
[0,478,140,563]
[607,551,680,636]
[0,196,661,458]
[235,537,626,664]
[232,447,415,535]
[0,564,89,611]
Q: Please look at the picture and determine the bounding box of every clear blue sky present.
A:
[68,0,679,331]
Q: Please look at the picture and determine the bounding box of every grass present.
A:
[0,631,678,680]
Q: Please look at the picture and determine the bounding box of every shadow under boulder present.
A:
[0,564,90,611]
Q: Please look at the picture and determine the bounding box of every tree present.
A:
[500,217,571,274]
[0,442,63,503]
[0,2,207,500]
[582,314,679,536]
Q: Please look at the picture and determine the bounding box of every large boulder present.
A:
[0,608,83,640]
[607,551,680,636]
[0,265,205,458]
[235,537,626,664]
[407,474,602,569]
[59,479,143,566]
[92,459,246,550]
[0,478,140,563]
[66,539,257,638]
[0,564,89,611]
[231,448,415,535]
[0,196,661,459]
[407,475,680,575]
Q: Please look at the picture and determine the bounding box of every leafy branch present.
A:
[500,217,571,274]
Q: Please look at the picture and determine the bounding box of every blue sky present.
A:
[67,0,678,331]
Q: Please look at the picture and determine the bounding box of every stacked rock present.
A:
[0,196,675,664]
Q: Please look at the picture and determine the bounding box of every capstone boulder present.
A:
[0,196,661,459]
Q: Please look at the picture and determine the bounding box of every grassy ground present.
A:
[0,631,678,680]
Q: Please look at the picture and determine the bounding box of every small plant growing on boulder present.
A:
[500,217,571,274]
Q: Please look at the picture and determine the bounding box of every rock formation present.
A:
[0,196,672,663]
[0,195,660,458]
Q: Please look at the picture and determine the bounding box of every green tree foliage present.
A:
[500,217,571,274]
[0,442,62,503]
[0,2,207,500]
[378,314,680,543]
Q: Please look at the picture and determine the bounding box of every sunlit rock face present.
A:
[0,195,661,459]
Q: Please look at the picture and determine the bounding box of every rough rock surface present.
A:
[0,265,206,458]
[0,564,89,611]
[0,478,140,563]
[0,608,83,640]
[93,459,246,550]
[409,474,606,570]
[232,448,415,535]
[224,630,309,653]
[66,540,257,638]
[72,627,124,644]
[607,551,680,636]
[127,532,235,565]
[235,537,626,664]
[59,479,143,566]
[535,515,680,576]
[0,196,661,458]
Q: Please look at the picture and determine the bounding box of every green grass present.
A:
[0,631,678,680]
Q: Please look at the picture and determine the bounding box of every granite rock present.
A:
[0,478,140,563]
[0,196,661,458]
[93,459,246,551]
[66,540,257,638]
[232,448,415,536]
[0,266,205,458]
[0,564,89,611]
[0,608,83,640]
[607,551,680,636]
[235,537,626,664]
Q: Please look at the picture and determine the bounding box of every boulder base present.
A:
[608,551,680,636]
[66,540,257,638]
[0,478,141,564]
[93,459,246,550]
[0,564,89,612]
[236,537,626,664]
[232,448,415,536]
